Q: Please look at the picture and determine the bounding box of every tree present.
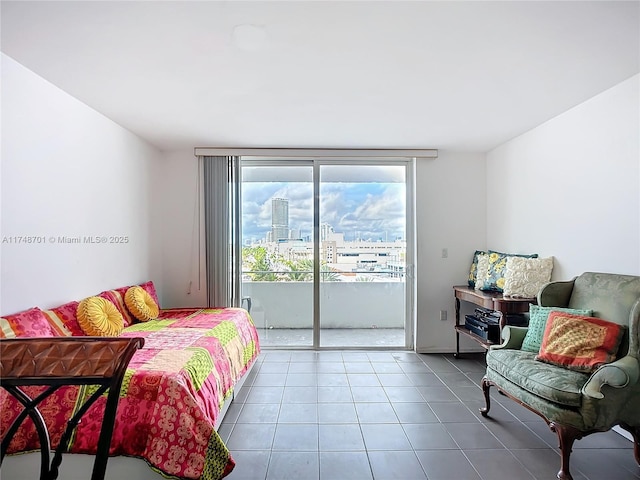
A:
[242,246,277,281]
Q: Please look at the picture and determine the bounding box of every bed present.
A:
[0,303,260,480]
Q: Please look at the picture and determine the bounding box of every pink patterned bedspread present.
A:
[1,307,260,480]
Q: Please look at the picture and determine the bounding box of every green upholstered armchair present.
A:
[480,272,640,480]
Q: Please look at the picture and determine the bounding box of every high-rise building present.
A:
[271,198,289,241]
[320,222,334,241]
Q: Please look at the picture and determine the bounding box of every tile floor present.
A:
[220,350,639,480]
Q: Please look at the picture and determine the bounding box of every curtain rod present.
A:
[194,147,438,158]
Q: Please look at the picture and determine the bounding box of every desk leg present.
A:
[454,297,461,359]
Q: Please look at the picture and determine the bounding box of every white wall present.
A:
[155,149,207,308]
[486,74,640,280]
[0,54,163,314]
[414,151,487,353]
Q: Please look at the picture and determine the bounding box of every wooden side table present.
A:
[453,285,534,358]
[0,337,144,480]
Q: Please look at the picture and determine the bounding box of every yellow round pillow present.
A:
[125,286,159,322]
[77,296,124,336]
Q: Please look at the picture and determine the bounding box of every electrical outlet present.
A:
[441,248,448,258]
[440,310,447,321]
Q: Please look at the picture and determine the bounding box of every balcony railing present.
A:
[241,277,405,330]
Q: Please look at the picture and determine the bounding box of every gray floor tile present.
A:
[266,451,319,480]
[392,352,425,363]
[368,450,428,480]
[319,451,373,480]
[257,362,289,374]
[285,373,318,386]
[376,373,413,387]
[510,448,589,480]
[288,361,319,373]
[405,372,445,387]
[318,385,353,403]
[317,372,348,386]
[351,385,389,402]
[416,385,458,402]
[443,422,504,449]
[367,352,398,362]
[227,423,276,450]
[252,373,287,387]
[355,402,399,423]
[571,448,640,480]
[462,399,518,423]
[342,352,371,362]
[415,449,481,480]
[402,423,458,449]
[399,362,433,374]
[237,403,280,424]
[437,372,478,387]
[318,402,358,423]
[272,424,319,451]
[246,386,284,404]
[360,423,413,450]
[226,450,270,480]
[282,386,317,403]
[316,361,346,373]
[371,362,404,374]
[485,420,550,449]
[263,351,292,362]
[217,422,233,443]
[277,403,318,423]
[392,402,438,424]
[428,401,479,423]
[449,385,485,402]
[573,429,636,449]
[348,374,381,386]
[384,386,425,403]
[419,355,460,372]
[288,360,318,373]
[319,424,366,451]
[464,449,536,480]
[345,362,375,374]
[222,402,243,424]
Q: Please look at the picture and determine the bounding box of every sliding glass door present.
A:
[318,164,408,348]
[240,158,413,349]
[241,163,314,347]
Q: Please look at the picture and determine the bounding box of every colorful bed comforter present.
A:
[1,307,260,480]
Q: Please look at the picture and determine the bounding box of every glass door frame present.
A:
[241,156,416,350]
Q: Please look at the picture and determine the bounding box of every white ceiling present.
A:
[2,1,639,153]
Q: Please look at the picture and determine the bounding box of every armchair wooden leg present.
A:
[619,423,640,466]
[549,422,582,480]
[480,376,491,417]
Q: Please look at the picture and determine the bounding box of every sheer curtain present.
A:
[202,156,240,308]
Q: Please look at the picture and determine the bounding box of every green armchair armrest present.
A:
[582,355,640,399]
[489,325,528,351]
[537,278,575,307]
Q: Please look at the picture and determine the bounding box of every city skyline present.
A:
[242,181,406,244]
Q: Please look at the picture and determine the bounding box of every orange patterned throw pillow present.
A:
[125,286,159,322]
[535,312,625,373]
[77,296,125,337]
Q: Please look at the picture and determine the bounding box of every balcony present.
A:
[241,280,406,348]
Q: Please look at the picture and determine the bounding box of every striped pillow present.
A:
[42,301,83,336]
[0,307,59,338]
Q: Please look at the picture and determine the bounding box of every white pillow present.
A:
[502,256,554,298]
[474,253,489,291]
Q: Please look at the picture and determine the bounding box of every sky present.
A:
[242,180,406,243]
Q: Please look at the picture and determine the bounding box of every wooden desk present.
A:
[453,285,534,358]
